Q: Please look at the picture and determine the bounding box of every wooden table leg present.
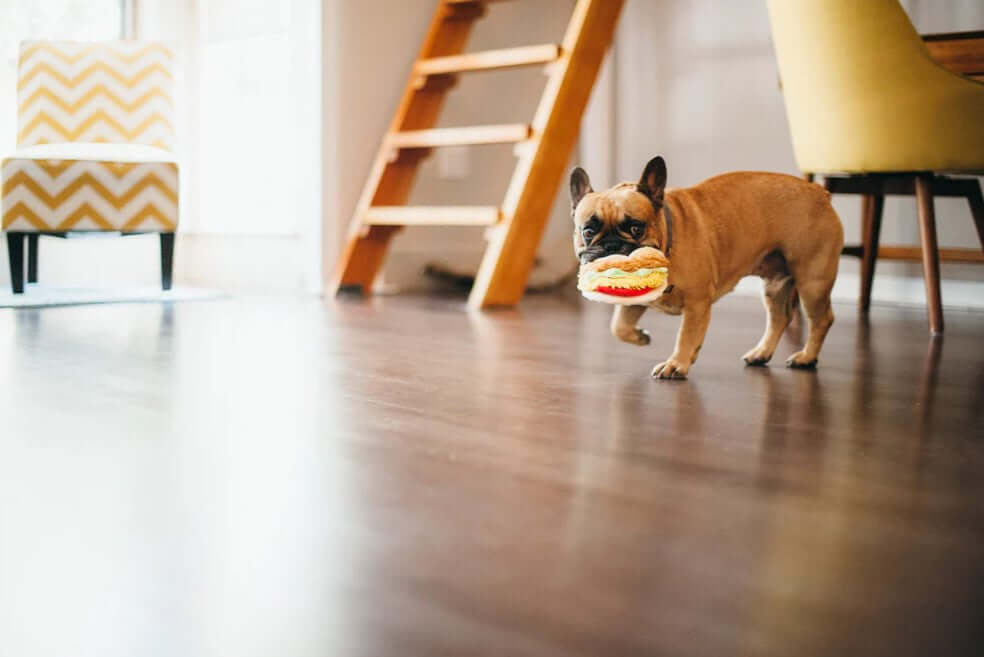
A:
[966,179,984,251]
[915,175,943,335]
[859,193,884,313]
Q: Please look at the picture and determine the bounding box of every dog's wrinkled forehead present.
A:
[573,184,657,226]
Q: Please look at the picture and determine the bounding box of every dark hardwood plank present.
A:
[844,245,984,264]
[923,30,984,80]
[0,293,983,657]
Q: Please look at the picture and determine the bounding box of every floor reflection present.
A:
[746,366,831,496]
[2,294,983,657]
[916,336,943,435]
[850,319,878,448]
[14,308,41,341]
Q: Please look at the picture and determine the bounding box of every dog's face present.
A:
[571,156,669,264]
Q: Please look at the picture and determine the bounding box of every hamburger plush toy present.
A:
[578,246,670,305]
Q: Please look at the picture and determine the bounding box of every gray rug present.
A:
[0,285,225,308]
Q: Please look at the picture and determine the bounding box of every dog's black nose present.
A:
[602,240,620,254]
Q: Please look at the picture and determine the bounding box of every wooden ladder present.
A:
[330,0,625,308]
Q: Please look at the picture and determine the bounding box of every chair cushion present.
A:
[2,142,178,232]
[768,0,984,174]
[17,41,176,151]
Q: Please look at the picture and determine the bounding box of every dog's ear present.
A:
[569,167,593,211]
[638,156,667,207]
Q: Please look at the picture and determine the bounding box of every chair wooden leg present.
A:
[160,232,175,291]
[27,234,39,284]
[859,193,884,313]
[6,232,25,294]
[915,175,943,335]
[803,172,815,183]
[859,194,871,302]
[966,179,984,251]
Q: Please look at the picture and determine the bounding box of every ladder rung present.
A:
[364,206,500,226]
[415,44,561,76]
[387,124,531,149]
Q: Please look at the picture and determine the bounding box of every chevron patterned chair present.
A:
[2,41,178,294]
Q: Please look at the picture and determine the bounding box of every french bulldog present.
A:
[571,156,844,379]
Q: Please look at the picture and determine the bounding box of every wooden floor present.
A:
[1,290,983,657]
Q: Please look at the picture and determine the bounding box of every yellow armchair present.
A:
[767,0,984,334]
[2,41,179,294]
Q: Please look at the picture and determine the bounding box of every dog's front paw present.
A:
[785,351,818,369]
[616,327,651,346]
[742,346,773,367]
[652,358,689,380]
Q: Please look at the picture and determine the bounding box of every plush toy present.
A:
[577,246,670,305]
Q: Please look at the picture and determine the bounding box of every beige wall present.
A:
[602,0,984,308]
[324,0,984,307]
[323,0,581,292]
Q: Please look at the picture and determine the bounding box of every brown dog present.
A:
[571,156,843,379]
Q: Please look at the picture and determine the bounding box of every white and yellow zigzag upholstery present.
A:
[2,144,177,232]
[2,42,178,233]
[17,41,175,150]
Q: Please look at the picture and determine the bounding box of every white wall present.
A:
[143,0,323,293]
[4,0,979,304]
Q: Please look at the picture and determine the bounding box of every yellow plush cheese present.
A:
[577,267,668,292]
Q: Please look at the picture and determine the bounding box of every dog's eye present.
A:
[581,216,602,241]
[629,224,645,239]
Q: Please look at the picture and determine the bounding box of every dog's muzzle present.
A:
[579,239,637,264]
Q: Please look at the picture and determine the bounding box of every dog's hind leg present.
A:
[743,273,796,366]
[782,201,843,368]
[786,277,834,369]
[611,304,650,346]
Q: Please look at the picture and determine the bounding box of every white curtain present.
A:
[136,0,321,240]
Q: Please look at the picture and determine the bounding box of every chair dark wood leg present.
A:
[859,195,872,300]
[27,234,39,284]
[160,232,175,291]
[6,232,25,294]
[915,175,943,335]
[859,193,884,313]
[966,179,984,251]
[803,172,815,183]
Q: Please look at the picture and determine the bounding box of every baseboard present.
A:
[379,244,578,294]
[177,234,318,293]
[0,233,319,295]
[7,232,977,308]
[733,271,984,311]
